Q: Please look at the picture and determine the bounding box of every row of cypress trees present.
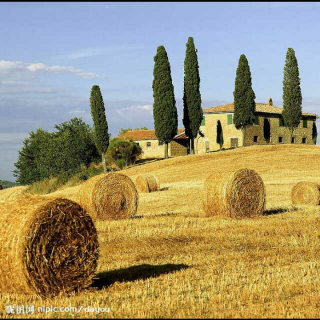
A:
[233,48,303,142]
[89,44,305,169]
[153,42,304,157]
[152,37,203,158]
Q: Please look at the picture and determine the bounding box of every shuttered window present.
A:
[254,116,259,125]
[279,117,284,127]
[303,119,307,128]
[227,114,233,125]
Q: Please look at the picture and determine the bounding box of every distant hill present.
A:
[0,180,17,189]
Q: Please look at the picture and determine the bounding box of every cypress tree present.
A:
[282,48,302,141]
[90,85,109,172]
[233,54,256,144]
[216,120,224,150]
[152,45,178,158]
[183,37,203,154]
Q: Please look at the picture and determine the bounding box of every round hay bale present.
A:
[136,174,160,193]
[0,184,3,190]
[0,195,99,297]
[80,173,138,220]
[291,181,320,206]
[203,168,266,219]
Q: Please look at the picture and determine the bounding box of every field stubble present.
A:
[2,144,320,317]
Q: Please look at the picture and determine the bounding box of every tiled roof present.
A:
[118,128,186,141]
[203,103,318,118]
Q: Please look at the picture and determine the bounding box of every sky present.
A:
[1,1,320,181]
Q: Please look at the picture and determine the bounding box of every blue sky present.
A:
[1,2,320,181]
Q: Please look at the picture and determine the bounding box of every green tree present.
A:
[312,121,318,144]
[90,85,109,172]
[282,48,302,141]
[13,128,56,184]
[152,45,178,158]
[106,137,142,167]
[216,120,224,150]
[183,37,203,155]
[233,54,256,143]
[54,117,100,174]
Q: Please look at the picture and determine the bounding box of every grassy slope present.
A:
[2,144,320,318]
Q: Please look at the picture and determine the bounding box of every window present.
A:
[227,114,233,125]
[302,137,307,144]
[279,117,284,127]
[254,116,259,125]
[279,136,283,143]
[253,136,258,142]
[291,137,295,144]
[201,116,206,126]
[146,142,151,147]
[303,119,307,128]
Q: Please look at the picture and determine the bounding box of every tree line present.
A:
[153,41,307,155]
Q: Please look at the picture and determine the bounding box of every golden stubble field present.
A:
[2,144,320,318]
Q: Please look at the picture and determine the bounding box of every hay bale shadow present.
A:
[91,263,189,290]
[160,187,169,191]
[263,206,298,216]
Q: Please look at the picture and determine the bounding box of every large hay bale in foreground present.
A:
[203,168,266,218]
[0,195,99,297]
[291,181,320,206]
[79,173,138,220]
[136,174,160,193]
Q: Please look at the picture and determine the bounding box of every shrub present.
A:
[106,138,142,167]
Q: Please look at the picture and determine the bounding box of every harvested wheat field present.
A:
[3,144,320,318]
[0,185,27,202]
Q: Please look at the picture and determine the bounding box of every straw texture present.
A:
[136,174,160,193]
[291,181,320,206]
[80,173,138,220]
[203,168,266,218]
[0,194,99,297]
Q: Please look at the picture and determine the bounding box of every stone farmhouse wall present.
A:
[243,114,315,146]
[135,139,168,159]
[196,112,316,154]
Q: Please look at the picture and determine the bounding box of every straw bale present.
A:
[136,174,160,193]
[80,173,138,220]
[0,194,99,297]
[203,168,266,218]
[291,181,320,206]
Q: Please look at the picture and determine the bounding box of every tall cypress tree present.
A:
[233,54,256,144]
[282,48,302,141]
[183,37,202,154]
[90,85,109,172]
[152,45,178,158]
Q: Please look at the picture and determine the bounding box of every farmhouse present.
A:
[119,98,318,158]
[119,128,189,159]
[197,98,318,153]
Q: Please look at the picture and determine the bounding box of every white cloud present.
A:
[54,45,142,60]
[26,63,46,72]
[68,110,86,115]
[117,104,153,114]
[0,60,103,79]
[0,80,31,85]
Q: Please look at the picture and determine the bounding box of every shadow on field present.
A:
[263,206,298,216]
[160,187,169,191]
[91,263,189,290]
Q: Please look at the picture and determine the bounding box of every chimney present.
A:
[267,98,273,106]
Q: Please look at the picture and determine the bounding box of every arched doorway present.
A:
[264,118,271,143]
